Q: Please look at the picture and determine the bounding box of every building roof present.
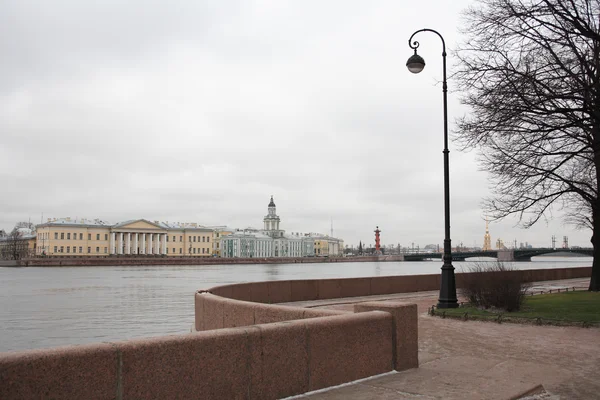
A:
[268,196,276,207]
[37,217,112,228]
[38,218,213,231]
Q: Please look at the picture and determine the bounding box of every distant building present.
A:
[35,218,214,257]
[206,226,235,257]
[221,196,343,258]
[483,219,492,251]
[0,228,36,260]
[496,238,506,250]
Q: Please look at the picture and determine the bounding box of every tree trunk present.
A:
[590,215,600,291]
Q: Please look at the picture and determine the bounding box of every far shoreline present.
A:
[13,255,404,267]
[5,253,592,268]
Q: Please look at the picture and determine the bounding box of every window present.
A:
[54,232,58,239]
[79,233,83,240]
[180,236,183,242]
[88,234,91,240]
[67,233,71,240]
[193,248,196,254]
[54,246,57,253]
[173,235,176,242]
[61,232,64,239]
[179,248,182,254]
[60,246,64,253]
[173,248,175,253]
[96,234,100,240]
[87,247,91,253]
[104,247,107,253]
[105,234,108,240]
[166,236,169,242]
[73,232,77,239]
[193,236,196,242]
[217,243,220,248]
[96,247,100,253]
[207,236,210,242]
[202,236,205,242]
[166,248,169,254]
[202,248,205,254]
[79,246,82,253]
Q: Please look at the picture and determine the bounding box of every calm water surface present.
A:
[0,257,591,353]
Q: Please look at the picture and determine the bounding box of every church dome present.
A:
[268,196,276,207]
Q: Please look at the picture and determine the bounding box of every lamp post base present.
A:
[437,263,459,309]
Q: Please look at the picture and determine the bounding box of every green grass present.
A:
[438,291,600,324]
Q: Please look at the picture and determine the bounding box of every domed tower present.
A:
[264,196,282,237]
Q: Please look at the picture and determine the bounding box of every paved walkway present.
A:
[282,278,599,400]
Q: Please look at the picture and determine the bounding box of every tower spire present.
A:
[483,218,492,251]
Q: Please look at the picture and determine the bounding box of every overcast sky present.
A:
[0,0,592,249]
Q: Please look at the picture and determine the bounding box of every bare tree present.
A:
[453,0,600,290]
[15,221,35,231]
[1,229,29,261]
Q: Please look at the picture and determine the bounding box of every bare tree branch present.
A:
[453,0,600,290]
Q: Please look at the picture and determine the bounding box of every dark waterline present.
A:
[0,257,591,353]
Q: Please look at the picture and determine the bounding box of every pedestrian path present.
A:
[283,278,599,399]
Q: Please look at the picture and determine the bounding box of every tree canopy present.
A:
[453,0,600,290]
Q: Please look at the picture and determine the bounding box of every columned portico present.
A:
[125,233,131,255]
[154,234,160,254]
[110,219,204,257]
[110,232,116,255]
[118,233,124,255]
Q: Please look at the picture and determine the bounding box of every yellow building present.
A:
[36,218,214,257]
[311,234,344,257]
[207,226,234,256]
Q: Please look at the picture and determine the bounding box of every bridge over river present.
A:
[403,248,593,262]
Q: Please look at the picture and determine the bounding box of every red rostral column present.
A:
[374,226,381,252]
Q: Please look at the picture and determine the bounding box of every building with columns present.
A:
[221,196,343,258]
[36,218,214,257]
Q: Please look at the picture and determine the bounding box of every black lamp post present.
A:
[407,29,458,309]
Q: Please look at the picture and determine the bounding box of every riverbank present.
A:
[16,255,404,267]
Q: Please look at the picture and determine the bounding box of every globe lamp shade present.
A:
[406,53,425,74]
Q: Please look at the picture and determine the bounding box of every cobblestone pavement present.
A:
[283,278,600,400]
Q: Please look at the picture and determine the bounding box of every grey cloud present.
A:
[0,0,592,248]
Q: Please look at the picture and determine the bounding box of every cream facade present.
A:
[36,218,214,257]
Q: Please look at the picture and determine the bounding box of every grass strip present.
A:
[437,291,600,325]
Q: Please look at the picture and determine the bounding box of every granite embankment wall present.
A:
[197,266,593,325]
[0,311,400,400]
[18,255,403,267]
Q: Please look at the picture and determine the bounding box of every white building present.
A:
[221,196,319,258]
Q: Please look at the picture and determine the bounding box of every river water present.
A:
[0,257,592,353]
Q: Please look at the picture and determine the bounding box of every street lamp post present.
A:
[406,28,458,309]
